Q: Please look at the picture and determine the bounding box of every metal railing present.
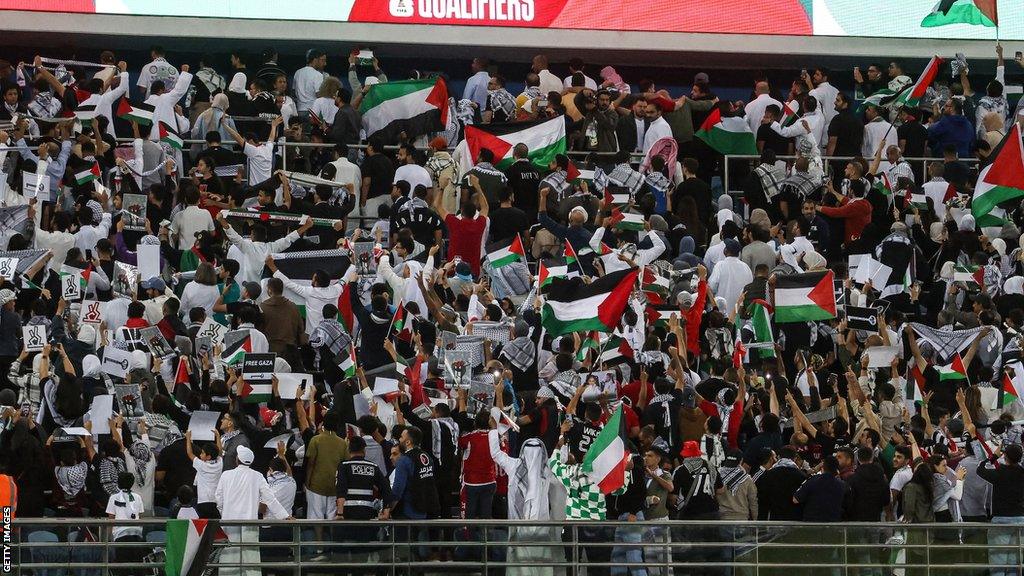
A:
[10,518,1024,574]
[722,154,982,194]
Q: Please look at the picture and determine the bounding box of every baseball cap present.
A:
[694,72,709,84]
[141,277,167,292]
[242,281,262,300]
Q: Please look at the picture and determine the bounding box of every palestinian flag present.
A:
[874,173,893,196]
[456,116,566,171]
[922,0,997,27]
[260,249,352,317]
[773,270,837,323]
[582,405,629,494]
[116,98,153,125]
[895,56,944,109]
[174,357,191,388]
[736,300,775,361]
[642,267,671,299]
[646,304,679,327]
[165,519,228,576]
[541,267,640,336]
[971,125,1024,219]
[159,122,184,150]
[71,157,101,185]
[1000,368,1024,408]
[780,100,800,128]
[338,344,356,379]
[485,234,525,269]
[221,330,252,365]
[953,264,984,286]
[239,376,272,404]
[695,108,758,156]
[337,282,354,334]
[309,109,327,130]
[604,188,630,207]
[937,353,969,383]
[74,103,97,122]
[538,258,577,288]
[564,241,584,274]
[907,365,926,406]
[391,303,412,342]
[359,77,449,142]
[612,208,645,232]
[576,331,600,362]
[857,88,905,114]
[905,188,928,209]
[599,335,635,366]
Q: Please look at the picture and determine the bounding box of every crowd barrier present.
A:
[9,517,1024,574]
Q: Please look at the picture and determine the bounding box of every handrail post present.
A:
[293,521,301,576]
[724,155,730,195]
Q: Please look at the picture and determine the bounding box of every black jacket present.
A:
[756,465,807,520]
[615,114,647,154]
[844,463,891,521]
[977,459,1024,517]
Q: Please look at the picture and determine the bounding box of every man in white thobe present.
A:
[744,82,782,134]
[708,239,753,314]
[215,446,291,576]
[642,100,673,156]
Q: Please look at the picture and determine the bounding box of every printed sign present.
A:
[122,193,148,231]
[0,257,17,281]
[22,324,46,352]
[81,299,103,323]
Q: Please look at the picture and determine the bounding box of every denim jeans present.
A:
[990,516,1024,576]
[611,512,647,576]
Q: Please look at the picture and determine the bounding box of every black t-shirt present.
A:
[757,124,790,157]
[642,388,684,451]
[672,462,722,519]
[225,300,263,330]
[897,120,929,160]
[393,204,445,247]
[567,419,602,460]
[487,206,529,244]
[506,160,542,216]
[361,154,396,200]
[827,110,865,157]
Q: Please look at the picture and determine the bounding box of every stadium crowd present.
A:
[0,42,1024,574]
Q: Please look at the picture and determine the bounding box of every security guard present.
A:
[335,436,393,520]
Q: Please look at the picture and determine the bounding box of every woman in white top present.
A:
[931,454,967,523]
[308,76,341,129]
[179,263,222,318]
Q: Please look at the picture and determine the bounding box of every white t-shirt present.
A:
[393,164,433,194]
[243,141,275,186]
[171,205,215,251]
[309,97,339,126]
[193,457,224,504]
[563,74,598,91]
[106,490,145,541]
[137,58,179,97]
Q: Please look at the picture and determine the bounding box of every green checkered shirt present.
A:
[549,453,627,521]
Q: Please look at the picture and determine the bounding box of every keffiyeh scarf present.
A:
[500,336,536,372]
[719,465,750,495]
[487,89,516,122]
[56,461,88,499]
[540,171,571,202]
[608,163,644,195]
[128,440,152,488]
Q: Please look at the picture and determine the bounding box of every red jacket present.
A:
[458,429,496,486]
[685,279,708,356]
[819,197,872,244]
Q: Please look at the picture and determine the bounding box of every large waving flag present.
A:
[165,519,228,576]
[972,125,1024,220]
[582,405,629,494]
[541,267,640,336]
[773,270,837,323]
[456,116,566,171]
[116,98,153,125]
[485,234,525,269]
[895,56,944,109]
[937,352,969,383]
[921,0,997,28]
[359,77,449,142]
[695,108,758,156]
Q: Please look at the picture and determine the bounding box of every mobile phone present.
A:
[801,69,808,77]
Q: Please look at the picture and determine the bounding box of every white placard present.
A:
[61,270,82,300]
[264,432,294,449]
[137,244,161,282]
[60,427,92,437]
[0,257,18,282]
[853,256,878,285]
[196,318,227,347]
[187,410,221,442]
[848,254,865,278]
[866,345,899,368]
[22,172,49,200]
[101,346,132,378]
[80,299,103,324]
[373,377,400,397]
[88,394,114,435]
[22,324,46,352]
[275,373,313,400]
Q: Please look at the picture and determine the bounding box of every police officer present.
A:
[335,436,393,521]
[391,427,440,520]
